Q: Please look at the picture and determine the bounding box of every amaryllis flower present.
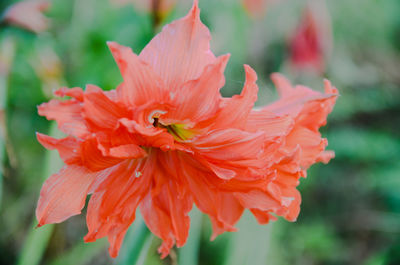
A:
[2,0,50,33]
[289,2,332,73]
[36,1,337,258]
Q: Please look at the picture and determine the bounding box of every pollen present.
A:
[153,118,195,141]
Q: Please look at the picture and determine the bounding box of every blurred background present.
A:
[0,0,400,264]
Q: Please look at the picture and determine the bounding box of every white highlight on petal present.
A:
[148,109,167,124]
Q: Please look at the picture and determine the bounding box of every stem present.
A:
[0,35,15,208]
[151,0,161,34]
[116,212,151,265]
[178,207,202,265]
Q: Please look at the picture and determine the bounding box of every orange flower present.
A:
[2,0,50,33]
[36,1,338,258]
[289,2,332,73]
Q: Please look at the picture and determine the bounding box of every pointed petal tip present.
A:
[323,78,339,95]
[189,0,200,17]
[106,41,116,47]
[83,233,96,243]
[36,131,45,143]
[107,41,128,53]
[36,132,55,150]
[270,72,289,84]
[218,54,231,68]
[270,72,294,97]
[84,84,101,93]
[243,64,257,81]
[108,246,119,259]
[35,213,47,228]
[158,246,171,259]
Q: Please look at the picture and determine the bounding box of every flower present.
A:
[2,0,50,33]
[242,0,281,18]
[35,0,338,258]
[289,2,332,73]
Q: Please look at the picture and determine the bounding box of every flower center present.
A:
[153,118,194,141]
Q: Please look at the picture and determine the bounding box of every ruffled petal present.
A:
[250,209,278,225]
[191,128,266,180]
[54,86,84,101]
[210,64,259,130]
[107,144,147,159]
[180,153,243,237]
[209,193,244,240]
[270,148,303,221]
[84,159,151,258]
[36,165,96,226]
[139,1,216,90]
[295,79,338,130]
[119,118,175,151]
[140,192,174,258]
[266,73,335,117]
[246,110,293,138]
[140,152,192,258]
[107,42,166,106]
[161,55,229,125]
[80,138,125,171]
[83,84,127,130]
[285,126,329,169]
[265,74,338,169]
[38,99,89,138]
[36,133,81,164]
[234,189,282,214]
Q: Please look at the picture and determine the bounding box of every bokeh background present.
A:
[1,0,400,264]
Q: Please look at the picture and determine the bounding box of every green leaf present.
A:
[16,224,55,265]
[178,207,202,265]
[16,123,64,265]
[116,212,151,265]
[48,239,107,265]
[135,234,154,265]
[223,211,271,265]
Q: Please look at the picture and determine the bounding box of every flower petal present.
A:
[84,159,150,258]
[180,153,243,237]
[80,137,125,171]
[246,110,293,138]
[209,193,244,240]
[140,152,193,257]
[108,144,147,159]
[266,73,335,117]
[211,64,259,130]
[250,209,278,225]
[285,126,329,169]
[83,84,127,130]
[36,133,81,164]
[119,118,176,151]
[139,0,216,90]
[36,165,96,226]
[107,42,166,106]
[38,99,89,138]
[162,54,229,125]
[295,79,338,130]
[54,86,84,101]
[191,128,266,180]
[234,189,282,213]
